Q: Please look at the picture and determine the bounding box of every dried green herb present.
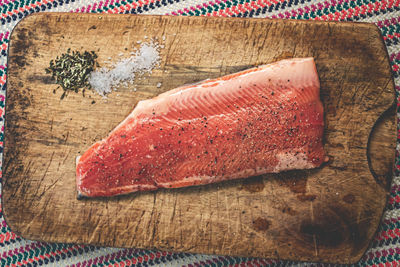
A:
[45,49,99,99]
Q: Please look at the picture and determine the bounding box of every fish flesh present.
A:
[77,58,326,197]
[76,58,327,198]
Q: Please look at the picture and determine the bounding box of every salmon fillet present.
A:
[76,58,327,198]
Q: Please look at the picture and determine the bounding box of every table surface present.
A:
[0,1,399,267]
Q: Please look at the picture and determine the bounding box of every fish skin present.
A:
[76,58,327,198]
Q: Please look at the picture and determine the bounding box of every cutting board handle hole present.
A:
[367,102,396,190]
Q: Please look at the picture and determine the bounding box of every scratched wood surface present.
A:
[2,14,396,264]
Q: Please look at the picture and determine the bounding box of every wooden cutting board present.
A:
[3,13,396,264]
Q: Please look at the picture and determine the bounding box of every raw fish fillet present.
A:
[76,58,327,198]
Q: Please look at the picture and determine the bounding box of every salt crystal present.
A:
[89,41,161,97]
[162,35,166,41]
[118,53,124,56]
[156,82,162,88]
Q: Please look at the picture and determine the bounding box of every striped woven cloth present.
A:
[0,0,399,266]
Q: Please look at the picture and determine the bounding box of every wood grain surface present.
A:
[2,13,396,264]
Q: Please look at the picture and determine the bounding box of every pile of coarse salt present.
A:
[89,41,161,97]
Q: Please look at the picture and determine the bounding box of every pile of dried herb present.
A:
[45,49,99,99]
